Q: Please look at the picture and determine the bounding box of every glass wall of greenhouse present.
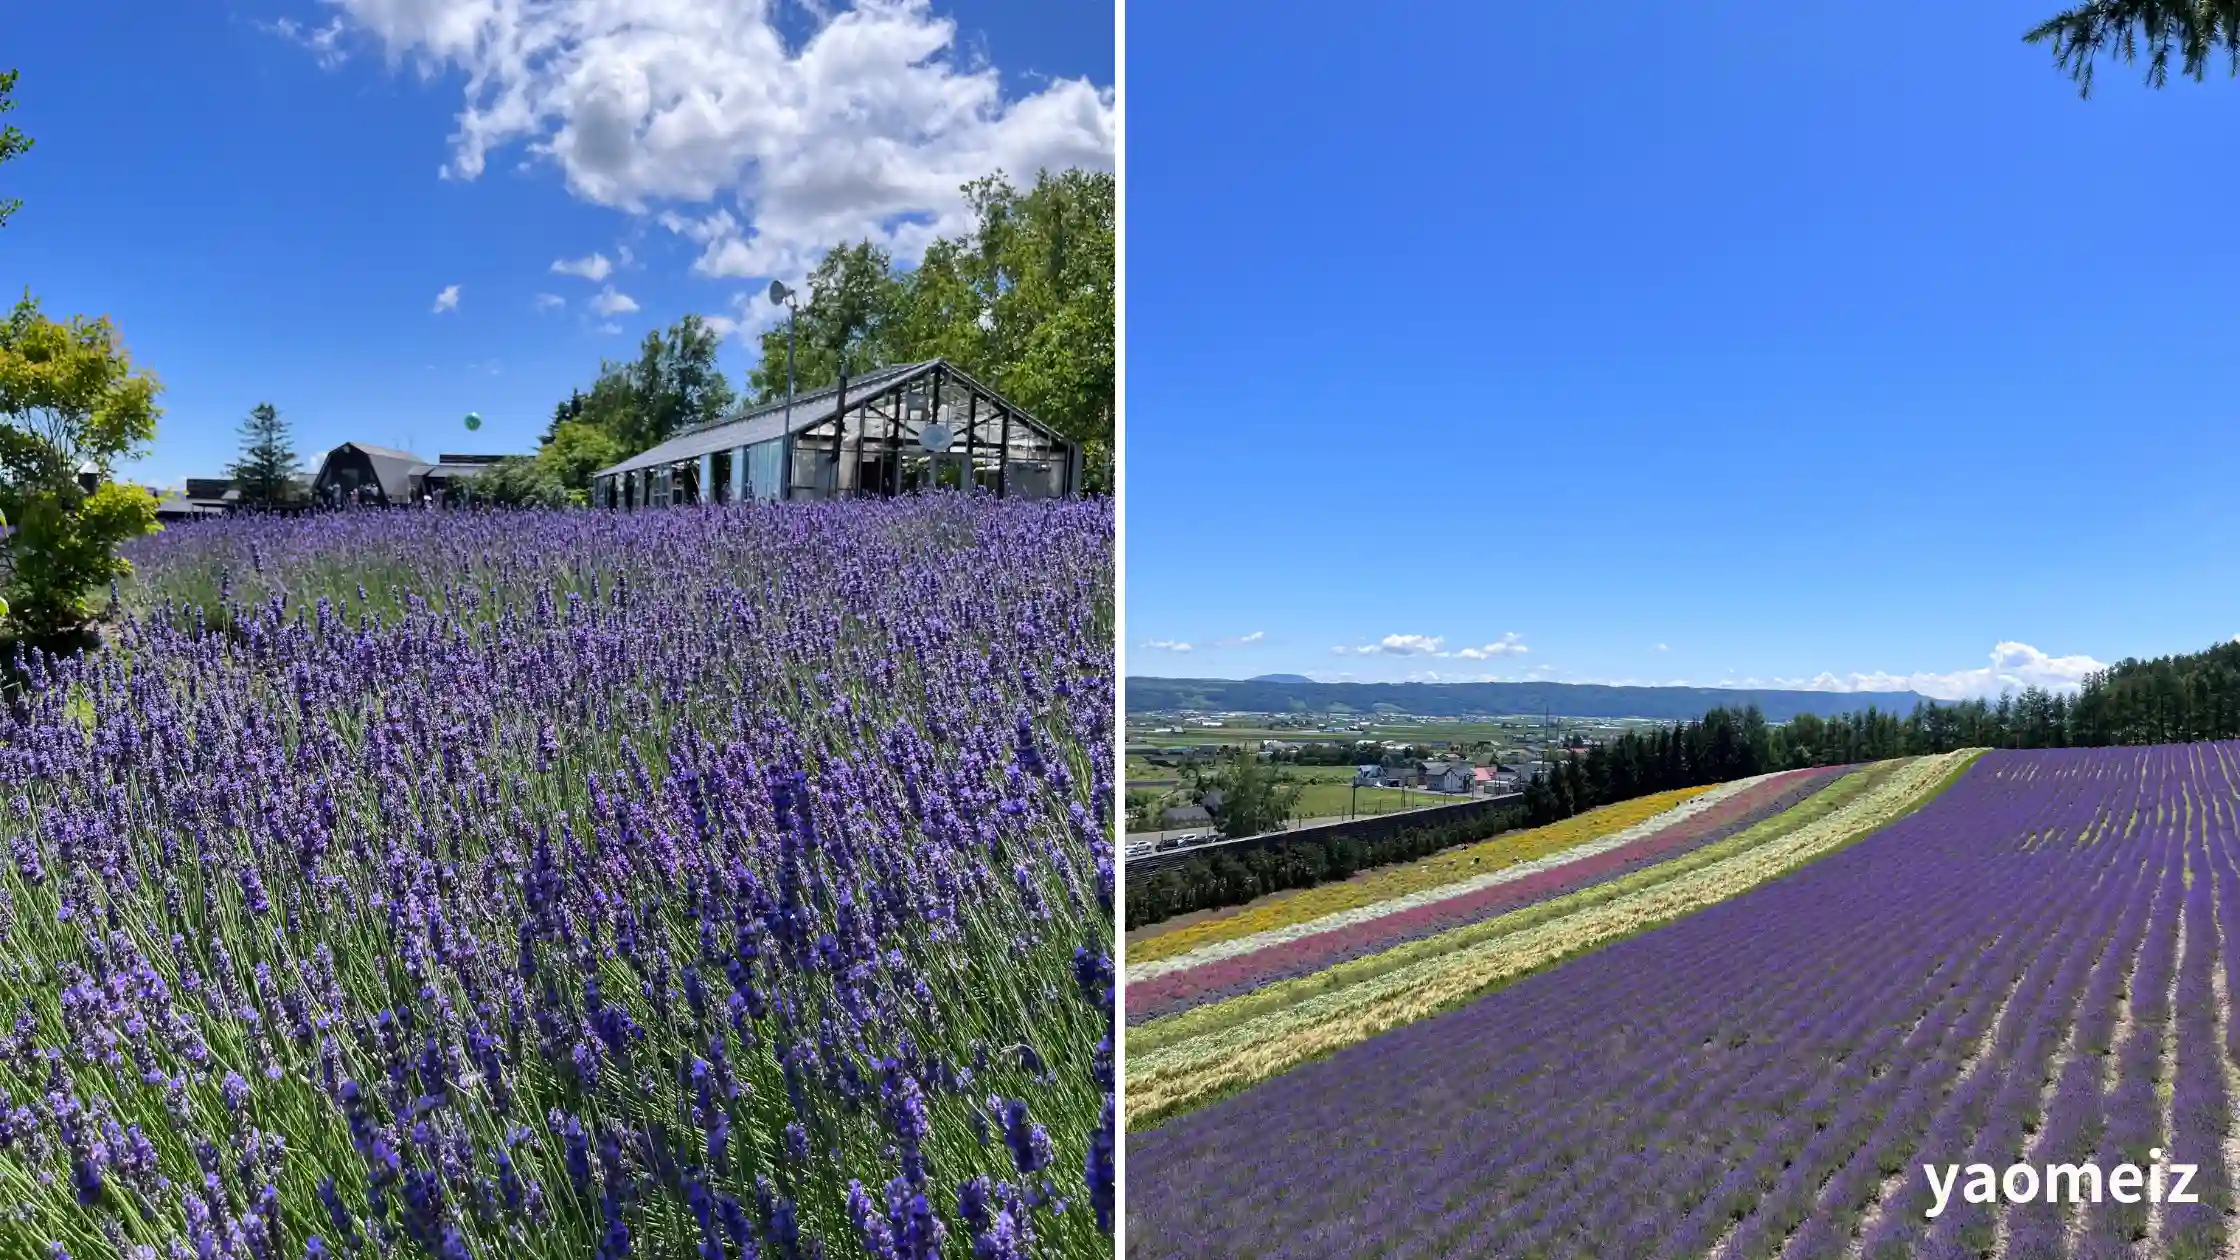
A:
[588,360,1081,510]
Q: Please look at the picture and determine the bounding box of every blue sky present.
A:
[6,0,1113,490]
[1125,0,2240,701]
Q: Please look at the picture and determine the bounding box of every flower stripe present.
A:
[1125,763,1855,1022]
[1128,772,1802,984]
[1127,786,1716,965]
[1125,750,1981,1126]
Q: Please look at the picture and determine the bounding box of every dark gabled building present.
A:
[312,443,424,506]
[311,444,504,507]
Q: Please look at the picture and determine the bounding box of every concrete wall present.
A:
[1126,793,1525,872]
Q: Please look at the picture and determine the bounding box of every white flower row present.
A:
[1125,751,1978,1123]
[1125,771,1790,983]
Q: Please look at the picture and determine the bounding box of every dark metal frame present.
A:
[600,359,1076,507]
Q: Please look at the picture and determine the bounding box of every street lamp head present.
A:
[767,280,794,307]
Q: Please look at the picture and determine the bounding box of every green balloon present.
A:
[464,412,483,431]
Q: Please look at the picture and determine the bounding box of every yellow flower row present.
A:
[1125,750,1982,1127]
[1126,759,1902,1060]
[1128,786,1716,964]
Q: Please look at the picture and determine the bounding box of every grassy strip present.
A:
[1128,786,1715,964]
[1126,751,1984,1127]
[1129,761,1900,1059]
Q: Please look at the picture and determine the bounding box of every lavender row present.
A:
[1127,744,2239,1260]
[0,498,1117,1260]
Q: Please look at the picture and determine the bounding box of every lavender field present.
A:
[1127,743,2240,1260]
[1,497,1115,1260]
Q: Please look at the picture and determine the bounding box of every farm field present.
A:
[1125,743,2240,1259]
[4,498,1115,1260]
[1283,782,1465,820]
[1124,765,1479,837]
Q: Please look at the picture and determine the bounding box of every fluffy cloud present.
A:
[1144,640,1193,653]
[551,252,615,282]
[590,286,640,317]
[1333,634,1445,657]
[533,293,566,312]
[1718,642,2108,702]
[431,284,461,313]
[1453,633,1528,660]
[311,0,1114,286]
[1653,643,1669,653]
[1332,632,1528,660]
[1212,630,1265,648]
[705,289,799,343]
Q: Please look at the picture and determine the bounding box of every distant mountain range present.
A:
[1128,677,1932,723]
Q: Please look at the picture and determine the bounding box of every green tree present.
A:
[747,242,906,401]
[0,70,31,229]
[543,315,737,466]
[748,170,1117,490]
[542,387,585,447]
[2028,1,2240,94]
[648,313,736,442]
[454,456,568,508]
[0,294,162,642]
[537,418,626,493]
[1208,748,1303,839]
[227,401,301,508]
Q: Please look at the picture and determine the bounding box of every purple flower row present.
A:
[1127,744,2240,1260]
[1,496,1115,1260]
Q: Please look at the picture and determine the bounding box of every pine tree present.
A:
[228,402,301,509]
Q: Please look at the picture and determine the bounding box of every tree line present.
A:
[1517,639,2240,829]
[192,167,1119,519]
[1128,638,2240,926]
[477,167,1115,507]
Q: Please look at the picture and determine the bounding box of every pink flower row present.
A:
[1126,765,1853,1024]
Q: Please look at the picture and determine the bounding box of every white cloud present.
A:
[534,292,566,311]
[702,314,740,339]
[1333,634,1445,657]
[1144,640,1193,653]
[431,284,461,313]
[590,286,640,317]
[1453,633,1528,660]
[551,252,614,282]
[1736,641,2107,702]
[314,0,1114,287]
[1331,631,1527,660]
[1653,643,1669,653]
[1207,630,1265,649]
[710,289,796,343]
[598,321,624,335]
[265,16,350,69]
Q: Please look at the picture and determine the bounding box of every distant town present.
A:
[1123,707,1667,856]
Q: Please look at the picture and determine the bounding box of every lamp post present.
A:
[766,279,798,433]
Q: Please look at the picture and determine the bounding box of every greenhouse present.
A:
[590,358,1081,509]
